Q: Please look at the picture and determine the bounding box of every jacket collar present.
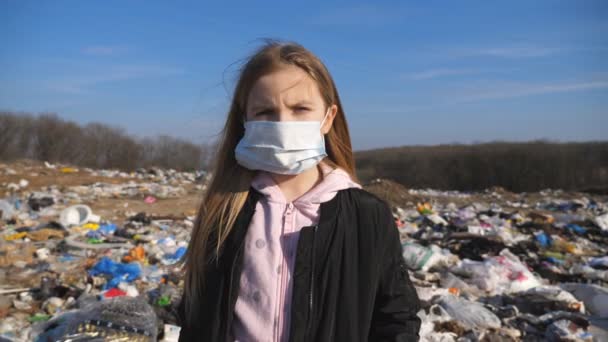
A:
[248,185,341,225]
[220,186,345,267]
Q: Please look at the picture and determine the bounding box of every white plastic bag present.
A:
[402,242,454,272]
[451,249,541,294]
[559,283,608,317]
[438,295,502,330]
[594,213,608,231]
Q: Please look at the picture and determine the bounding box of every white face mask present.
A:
[234,109,330,175]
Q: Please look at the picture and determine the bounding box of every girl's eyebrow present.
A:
[250,100,314,112]
[249,101,273,112]
[289,100,314,108]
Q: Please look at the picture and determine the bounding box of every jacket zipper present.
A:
[306,224,318,337]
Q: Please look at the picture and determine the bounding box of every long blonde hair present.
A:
[179,39,359,327]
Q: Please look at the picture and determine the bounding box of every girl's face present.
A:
[245,65,337,134]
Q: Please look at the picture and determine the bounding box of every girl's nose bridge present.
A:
[274,105,295,121]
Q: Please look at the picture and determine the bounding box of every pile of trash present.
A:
[0,161,199,341]
[392,188,608,341]
[1,161,607,341]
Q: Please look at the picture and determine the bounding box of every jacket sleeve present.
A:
[369,201,422,341]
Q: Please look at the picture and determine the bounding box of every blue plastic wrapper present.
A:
[85,230,102,239]
[535,232,552,247]
[88,256,141,289]
[566,223,586,234]
[162,246,187,265]
[98,223,118,235]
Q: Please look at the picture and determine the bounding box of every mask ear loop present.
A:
[318,107,331,172]
[320,107,331,134]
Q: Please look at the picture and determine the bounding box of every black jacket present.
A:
[177,187,421,341]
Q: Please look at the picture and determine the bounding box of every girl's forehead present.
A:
[247,67,323,105]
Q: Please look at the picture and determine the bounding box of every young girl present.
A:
[177,40,421,341]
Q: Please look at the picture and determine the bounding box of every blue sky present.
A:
[1,1,606,150]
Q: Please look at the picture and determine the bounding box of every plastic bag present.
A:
[418,306,458,342]
[594,213,608,231]
[98,223,118,235]
[452,249,541,294]
[88,256,141,289]
[589,256,608,269]
[438,295,502,330]
[163,324,181,342]
[545,319,593,341]
[520,285,585,313]
[0,199,16,220]
[162,246,187,265]
[559,283,608,317]
[33,296,157,341]
[401,242,454,272]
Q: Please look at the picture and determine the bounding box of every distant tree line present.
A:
[2,112,607,192]
[355,141,608,192]
[0,111,210,171]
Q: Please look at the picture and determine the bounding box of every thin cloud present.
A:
[458,80,608,102]
[447,45,565,58]
[45,64,184,94]
[405,68,483,80]
[82,45,131,56]
[353,78,608,114]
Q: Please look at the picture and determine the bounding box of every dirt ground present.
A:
[0,160,203,226]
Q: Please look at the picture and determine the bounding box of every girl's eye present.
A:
[295,106,310,112]
[256,110,272,116]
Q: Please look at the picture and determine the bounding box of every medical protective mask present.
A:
[234,109,330,175]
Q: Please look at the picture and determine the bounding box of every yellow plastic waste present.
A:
[4,232,27,241]
[60,167,78,173]
[82,223,100,230]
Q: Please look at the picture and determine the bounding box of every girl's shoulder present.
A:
[338,187,394,225]
[340,187,392,212]
[337,187,399,250]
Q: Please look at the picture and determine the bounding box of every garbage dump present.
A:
[378,178,608,342]
[0,161,203,341]
[1,161,607,341]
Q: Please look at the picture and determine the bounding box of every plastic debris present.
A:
[162,324,182,342]
[451,249,542,294]
[1,160,606,340]
[0,199,16,220]
[545,319,593,341]
[383,180,608,340]
[559,283,608,317]
[144,195,158,204]
[32,296,157,341]
[595,213,608,231]
[123,245,146,263]
[88,256,142,290]
[59,204,100,226]
[162,246,187,265]
[402,242,455,272]
[438,295,502,330]
[103,287,127,298]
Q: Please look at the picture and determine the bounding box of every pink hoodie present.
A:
[230,160,362,342]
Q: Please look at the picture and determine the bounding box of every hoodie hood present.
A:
[251,160,362,207]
